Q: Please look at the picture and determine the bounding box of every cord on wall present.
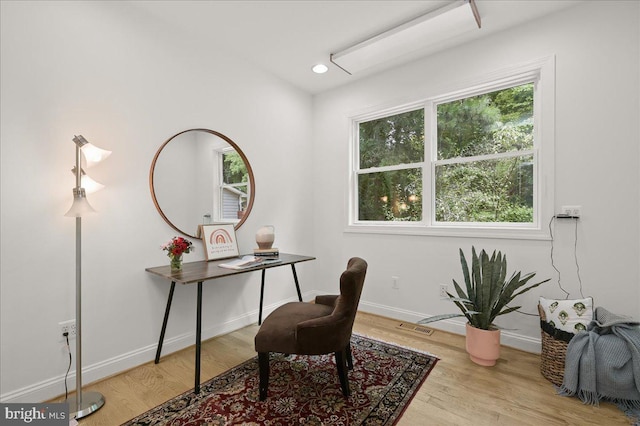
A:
[509,214,584,317]
[571,217,584,298]
[64,332,72,400]
[549,214,584,299]
[549,215,571,298]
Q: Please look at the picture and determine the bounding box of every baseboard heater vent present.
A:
[397,322,434,336]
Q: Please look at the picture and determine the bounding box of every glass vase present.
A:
[170,254,183,272]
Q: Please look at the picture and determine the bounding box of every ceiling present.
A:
[129,0,582,94]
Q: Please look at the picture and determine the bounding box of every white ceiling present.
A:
[129,0,582,94]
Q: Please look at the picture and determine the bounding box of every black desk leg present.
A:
[155,281,176,364]
[291,264,303,302]
[195,281,203,394]
[258,269,266,325]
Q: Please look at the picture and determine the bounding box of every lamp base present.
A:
[68,391,105,419]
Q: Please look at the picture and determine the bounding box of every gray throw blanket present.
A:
[561,307,640,409]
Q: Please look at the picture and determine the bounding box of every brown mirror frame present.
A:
[149,128,255,239]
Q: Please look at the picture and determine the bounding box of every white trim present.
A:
[434,149,535,166]
[0,289,540,403]
[344,223,551,240]
[351,100,427,124]
[0,293,311,403]
[347,56,555,240]
[358,300,542,354]
[358,161,424,175]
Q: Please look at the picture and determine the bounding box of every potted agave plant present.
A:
[419,247,549,366]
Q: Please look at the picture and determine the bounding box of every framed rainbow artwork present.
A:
[200,223,239,260]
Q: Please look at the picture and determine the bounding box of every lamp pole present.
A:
[65,137,106,419]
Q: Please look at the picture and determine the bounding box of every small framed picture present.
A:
[199,224,239,260]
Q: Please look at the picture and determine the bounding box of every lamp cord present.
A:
[64,333,72,400]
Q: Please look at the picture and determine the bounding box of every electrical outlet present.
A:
[59,320,76,340]
[392,276,400,289]
[560,205,581,218]
[439,284,449,299]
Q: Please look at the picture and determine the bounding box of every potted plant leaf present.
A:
[419,247,549,366]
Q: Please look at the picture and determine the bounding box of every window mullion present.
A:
[425,100,436,226]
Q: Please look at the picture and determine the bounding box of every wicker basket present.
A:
[538,304,574,387]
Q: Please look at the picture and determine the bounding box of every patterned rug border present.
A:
[349,333,439,424]
[122,334,438,425]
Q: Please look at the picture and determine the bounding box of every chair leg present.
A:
[335,348,350,397]
[258,352,270,401]
[346,342,353,370]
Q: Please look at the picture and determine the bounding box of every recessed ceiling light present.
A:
[312,63,329,74]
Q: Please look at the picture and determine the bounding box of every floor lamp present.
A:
[64,135,111,419]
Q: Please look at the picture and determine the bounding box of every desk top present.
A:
[145,253,316,284]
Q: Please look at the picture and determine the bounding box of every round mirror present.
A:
[150,129,255,239]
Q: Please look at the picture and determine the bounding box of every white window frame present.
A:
[347,56,555,240]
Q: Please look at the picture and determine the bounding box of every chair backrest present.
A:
[333,257,367,328]
[291,257,368,355]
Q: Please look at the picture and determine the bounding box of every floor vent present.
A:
[396,322,434,336]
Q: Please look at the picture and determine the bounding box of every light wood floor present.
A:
[56,312,631,425]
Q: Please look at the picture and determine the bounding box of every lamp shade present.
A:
[81,175,105,194]
[71,167,105,194]
[73,135,112,168]
[64,188,96,217]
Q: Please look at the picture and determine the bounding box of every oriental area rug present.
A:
[122,335,438,425]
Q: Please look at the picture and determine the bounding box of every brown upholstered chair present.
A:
[254,257,367,401]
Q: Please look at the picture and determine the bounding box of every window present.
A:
[357,108,424,222]
[434,83,534,224]
[218,149,249,222]
[349,58,554,238]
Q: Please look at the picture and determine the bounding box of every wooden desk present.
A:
[145,253,315,393]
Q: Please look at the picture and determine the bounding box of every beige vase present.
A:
[256,225,275,249]
[465,323,501,366]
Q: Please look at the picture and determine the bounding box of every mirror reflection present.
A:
[150,129,255,239]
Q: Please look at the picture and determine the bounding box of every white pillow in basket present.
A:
[539,296,594,334]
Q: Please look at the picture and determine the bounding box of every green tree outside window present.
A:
[356,83,534,223]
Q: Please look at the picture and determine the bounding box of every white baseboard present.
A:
[358,300,542,354]
[2,293,540,403]
[0,295,306,404]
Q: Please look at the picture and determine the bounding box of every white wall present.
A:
[312,1,640,350]
[0,1,314,402]
[2,0,638,404]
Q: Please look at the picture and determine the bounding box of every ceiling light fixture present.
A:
[312,63,329,74]
[330,0,481,75]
